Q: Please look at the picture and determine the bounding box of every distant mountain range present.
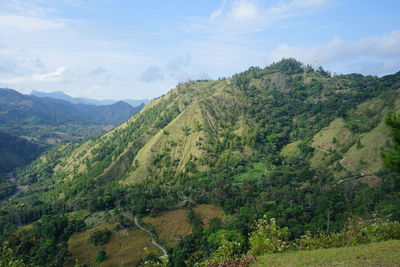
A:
[0,88,145,173]
[30,90,150,107]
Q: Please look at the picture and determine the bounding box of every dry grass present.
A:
[194,204,225,227]
[67,223,160,267]
[143,209,191,247]
[143,204,225,247]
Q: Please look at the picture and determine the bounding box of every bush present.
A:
[249,216,289,256]
[89,229,112,246]
[95,250,106,263]
[297,217,400,250]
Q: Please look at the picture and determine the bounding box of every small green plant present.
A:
[356,139,364,149]
[95,250,106,263]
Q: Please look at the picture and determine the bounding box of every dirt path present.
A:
[134,215,168,256]
[314,147,365,184]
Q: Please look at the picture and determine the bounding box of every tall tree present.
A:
[382,113,400,174]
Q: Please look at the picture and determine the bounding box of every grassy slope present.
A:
[67,204,224,265]
[67,223,160,267]
[124,102,208,184]
[310,88,400,177]
[125,84,243,184]
[252,240,400,267]
[143,204,225,247]
[280,140,301,158]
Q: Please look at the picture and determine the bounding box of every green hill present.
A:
[1,59,399,266]
[0,88,144,180]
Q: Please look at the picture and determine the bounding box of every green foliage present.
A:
[0,245,26,267]
[382,113,400,174]
[2,63,400,266]
[269,58,304,75]
[0,179,16,200]
[95,249,106,263]
[0,130,45,173]
[207,230,245,260]
[4,215,85,266]
[297,217,400,250]
[89,229,112,246]
[249,217,289,256]
[187,207,203,230]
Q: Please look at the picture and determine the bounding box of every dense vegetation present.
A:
[0,59,399,266]
[0,88,143,197]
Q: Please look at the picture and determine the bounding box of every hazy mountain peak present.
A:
[30,90,150,107]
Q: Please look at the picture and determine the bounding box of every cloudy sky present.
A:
[0,0,399,99]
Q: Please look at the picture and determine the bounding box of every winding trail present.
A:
[134,215,168,256]
[314,147,365,184]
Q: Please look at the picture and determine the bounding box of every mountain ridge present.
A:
[30,89,150,107]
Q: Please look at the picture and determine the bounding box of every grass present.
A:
[143,204,225,247]
[67,223,160,267]
[143,209,190,247]
[280,141,301,159]
[344,121,391,174]
[252,240,400,267]
[310,114,393,177]
[124,102,208,184]
[193,204,225,227]
[311,118,354,152]
[234,163,264,181]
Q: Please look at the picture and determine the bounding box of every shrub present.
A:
[249,216,289,256]
[89,229,112,246]
[95,250,106,263]
[297,217,400,250]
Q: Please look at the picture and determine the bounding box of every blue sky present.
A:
[0,0,399,100]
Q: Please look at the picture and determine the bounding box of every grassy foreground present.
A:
[252,240,400,267]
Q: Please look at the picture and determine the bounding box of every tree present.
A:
[382,113,400,174]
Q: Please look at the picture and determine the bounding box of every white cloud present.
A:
[0,14,66,33]
[202,0,332,34]
[31,67,66,82]
[230,0,260,21]
[267,30,400,75]
[1,67,66,84]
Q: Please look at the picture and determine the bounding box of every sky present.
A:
[0,0,399,100]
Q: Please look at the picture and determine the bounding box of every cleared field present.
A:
[193,204,225,227]
[143,204,225,247]
[233,163,264,182]
[67,223,160,266]
[252,240,400,267]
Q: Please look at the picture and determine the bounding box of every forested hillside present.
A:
[0,89,144,182]
[1,59,399,266]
